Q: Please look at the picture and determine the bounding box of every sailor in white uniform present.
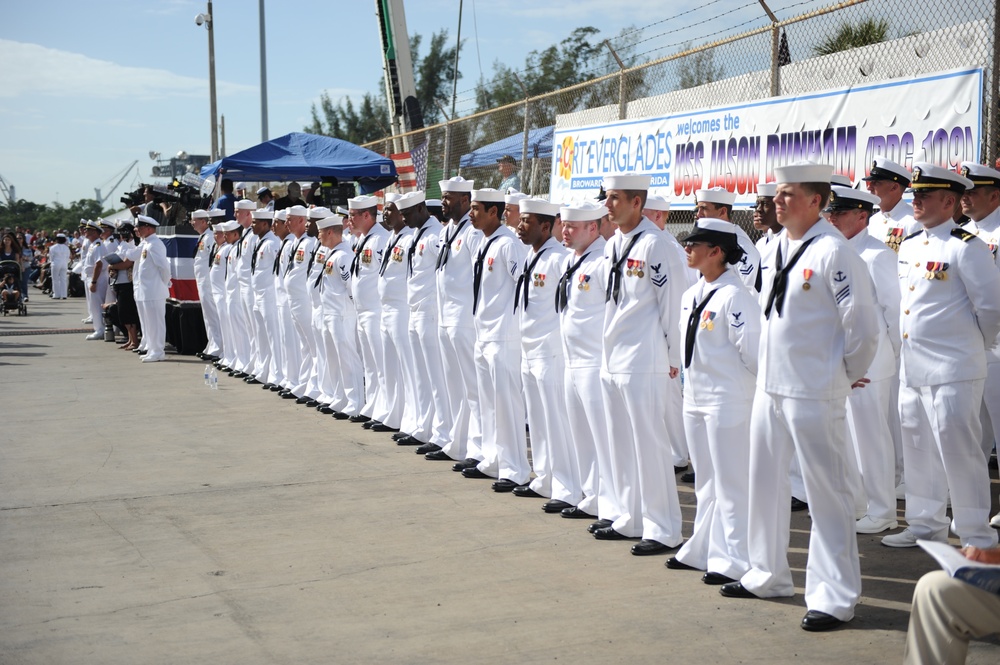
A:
[249,209,281,386]
[720,162,879,633]
[883,164,1000,551]
[209,221,234,367]
[130,215,172,363]
[191,210,223,360]
[695,187,761,292]
[864,158,921,253]
[280,205,319,400]
[232,199,259,377]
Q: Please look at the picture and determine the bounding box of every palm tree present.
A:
[813,18,890,56]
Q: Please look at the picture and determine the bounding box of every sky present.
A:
[0,0,848,208]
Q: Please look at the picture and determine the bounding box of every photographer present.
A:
[128,186,167,226]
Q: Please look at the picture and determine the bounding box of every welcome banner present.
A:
[550,68,983,208]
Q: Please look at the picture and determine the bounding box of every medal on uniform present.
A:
[419,243,425,256]
[325,261,334,275]
[626,259,634,277]
[635,260,645,278]
[886,227,904,253]
[924,261,949,280]
[455,239,462,251]
[802,268,812,290]
[296,248,305,262]
[578,273,590,291]
[533,272,545,288]
[392,247,403,262]
[487,257,494,272]
[700,310,715,331]
[142,249,147,259]
[362,248,373,265]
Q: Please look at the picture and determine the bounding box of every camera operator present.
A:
[129,185,166,225]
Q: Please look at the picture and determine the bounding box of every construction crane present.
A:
[94,160,139,208]
[0,173,15,205]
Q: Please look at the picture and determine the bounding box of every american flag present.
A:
[390,140,428,193]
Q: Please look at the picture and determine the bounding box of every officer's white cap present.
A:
[775,161,834,185]
[308,206,333,219]
[909,162,973,193]
[251,209,274,220]
[472,188,505,203]
[396,191,426,211]
[256,186,271,197]
[504,191,528,206]
[686,218,740,242]
[825,186,881,212]
[208,208,227,218]
[316,214,344,230]
[863,158,911,184]
[439,176,475,193]
[135,215,159,227]
[603,173,650,190]
[757,183,777,198]
[286,205,308,217]
[644,195,671,212]
[960,162,1000,189]
[519,198,560,217]
[830,174,853,187]
[235,199,256,211]
[191,209,209,220]
[347,195,379,210]
[696,187,736,206]
[560,200,609,222]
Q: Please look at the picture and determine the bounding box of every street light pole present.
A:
[259,0,268,142]
[205,1,219,161]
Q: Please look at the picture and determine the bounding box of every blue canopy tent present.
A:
[459,126,554,169]
[200,132,397,194]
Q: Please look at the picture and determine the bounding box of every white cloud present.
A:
[0,39,255,101]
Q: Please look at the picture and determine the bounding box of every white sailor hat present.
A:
[235,199,257,211]
[286,205,309,217]
[863,158,911,185]
[645,194,671,212]
[519,198,560,217]
[235,182,247,191]
[335,206,350,216]
[425,198,442,208]
[396,191,426,211]
[191,209,209,220]
[56,233,67,239]
[347,195,379,210]
[219,220,241,233]
[472,188,506,203]
[251,209,274,220]
[560,200,609,222]
[824,186,881,213]
[136,215,159,227]
[775,161,834,185]
[696,187,736,206]
[830,174,853,187]
[308,206,333,219]
[909,162,973,194]
[439,176,475,193]
[256,186,272,197]
[959,162,1000,189]
[211,222,227,232]
[208,208,227,218]
[603,173,651,191]
[274,209,288,222]
[757,182,777,198]
[504,191,528,206]
[384,193,402,204]
[316,214,345,230]
[685,218,741,245]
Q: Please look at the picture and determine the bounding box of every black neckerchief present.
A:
[472,234,502,315]
[436,219,468,270]
[273,236,290,275]
[284,236,306,275]
[555,252,590,313]
[763,236,818,318]
[379,233,403,276]
[605,232,642,304]
[514,247,548,313]
[350,232,374,278]
[684,287,720,368]
[407,224,429,277]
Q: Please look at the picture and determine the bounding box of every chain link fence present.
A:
[363,0,997,237]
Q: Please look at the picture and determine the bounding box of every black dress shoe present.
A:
[396,435,425,446]
[593,527,628,540]
[245,378,262,385]
[461,467,491,479]
[349,414,370,423]
[452,458,480,472]
[330,411,349,420]
[801,610,846,632]
[281,392,298,400]
[415,442,442,455]
[665,557,698,570]
[318,406,335,414]
[702,572,737,585]
[371,423,399,433]
[674,465,688,474]
[631,539,672,556]
[269,384,283,392]
[425,450,453,461]
[511,486,544,498]
[491,479,521,493]
[295,396,311,405]
[233,371,247,378]
[361,420,377,429]
[542,500,573,513]
[719,582,758,599]
[561,506,596,519]
[392,432,409,441]
[263,383,276,390]
[588,518,613,533]
[791,497,809,512]
[680,471,696,483]
[305,399,320,407]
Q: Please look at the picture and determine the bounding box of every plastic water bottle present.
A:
[204,364,211,386]
[210,366,218,390]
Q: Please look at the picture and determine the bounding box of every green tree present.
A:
[0,199,105,233]
[813,18,890,56]
[677,42,724,89]
[307,29,460,142]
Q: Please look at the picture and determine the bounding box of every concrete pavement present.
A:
[1,294,998,664]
